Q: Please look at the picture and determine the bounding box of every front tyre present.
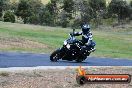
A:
[50,49,61,62]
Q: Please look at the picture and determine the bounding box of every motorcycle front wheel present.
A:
[50,49,61,62]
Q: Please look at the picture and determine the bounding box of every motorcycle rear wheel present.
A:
[50,49,61,62]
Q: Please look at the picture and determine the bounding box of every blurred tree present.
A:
[3,11,15,23]
[45,0,59,26]
[10,2,18,13]
[39,7,54,26]
[28,14,40,25]
[16,0,31,24]
[0,0,10,18]
[130,1,132,7]
[108,0,131,23]
[60,10,69,28]
[60,0,74,27]
[89,0,106,27]
[130,1,132,20]
[28,0,43,14]
[0,0,3,18]
[28,0,43,24]
[80,0,93,23]
[89,0,106,12]
[62,0,74,19]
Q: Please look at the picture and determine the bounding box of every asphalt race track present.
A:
[0,52,132,68]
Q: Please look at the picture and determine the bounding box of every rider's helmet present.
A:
[81,24,90,34]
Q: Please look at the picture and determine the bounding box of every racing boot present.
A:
[88,48,96,53]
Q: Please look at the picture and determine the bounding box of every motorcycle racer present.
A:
[73,23,96,52]
[50,24,96,62]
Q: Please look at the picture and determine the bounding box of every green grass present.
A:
[93,30,132,58]
[0,21,132,59]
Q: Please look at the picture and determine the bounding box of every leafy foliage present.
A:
[0,0,10,17]
[89,0,106,11]
[89,0,106,26]
[130,1,132,7]
[108,0,131,22]
[27,0,43,24]
[3,11,15,23]
[0,0,132,28]
[45,0,59,26]
[16,0,31,24]
[80,0,94,22]
[28,15,40,25]
[60,11,69,28]
[62,0,74,19]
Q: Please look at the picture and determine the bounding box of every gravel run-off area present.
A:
[0,67,132,88]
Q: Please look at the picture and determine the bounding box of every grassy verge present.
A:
[0,21,132,59]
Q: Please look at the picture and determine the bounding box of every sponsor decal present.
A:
[76,66,131,85]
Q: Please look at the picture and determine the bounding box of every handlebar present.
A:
[73,29,75,33]
[69,29,76,37]
[70,32,74,36]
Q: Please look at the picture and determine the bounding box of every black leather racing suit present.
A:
[73,31,95,52]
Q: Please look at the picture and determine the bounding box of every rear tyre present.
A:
[50,49,61,62]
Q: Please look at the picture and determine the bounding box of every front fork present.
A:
[59,47,66,58]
